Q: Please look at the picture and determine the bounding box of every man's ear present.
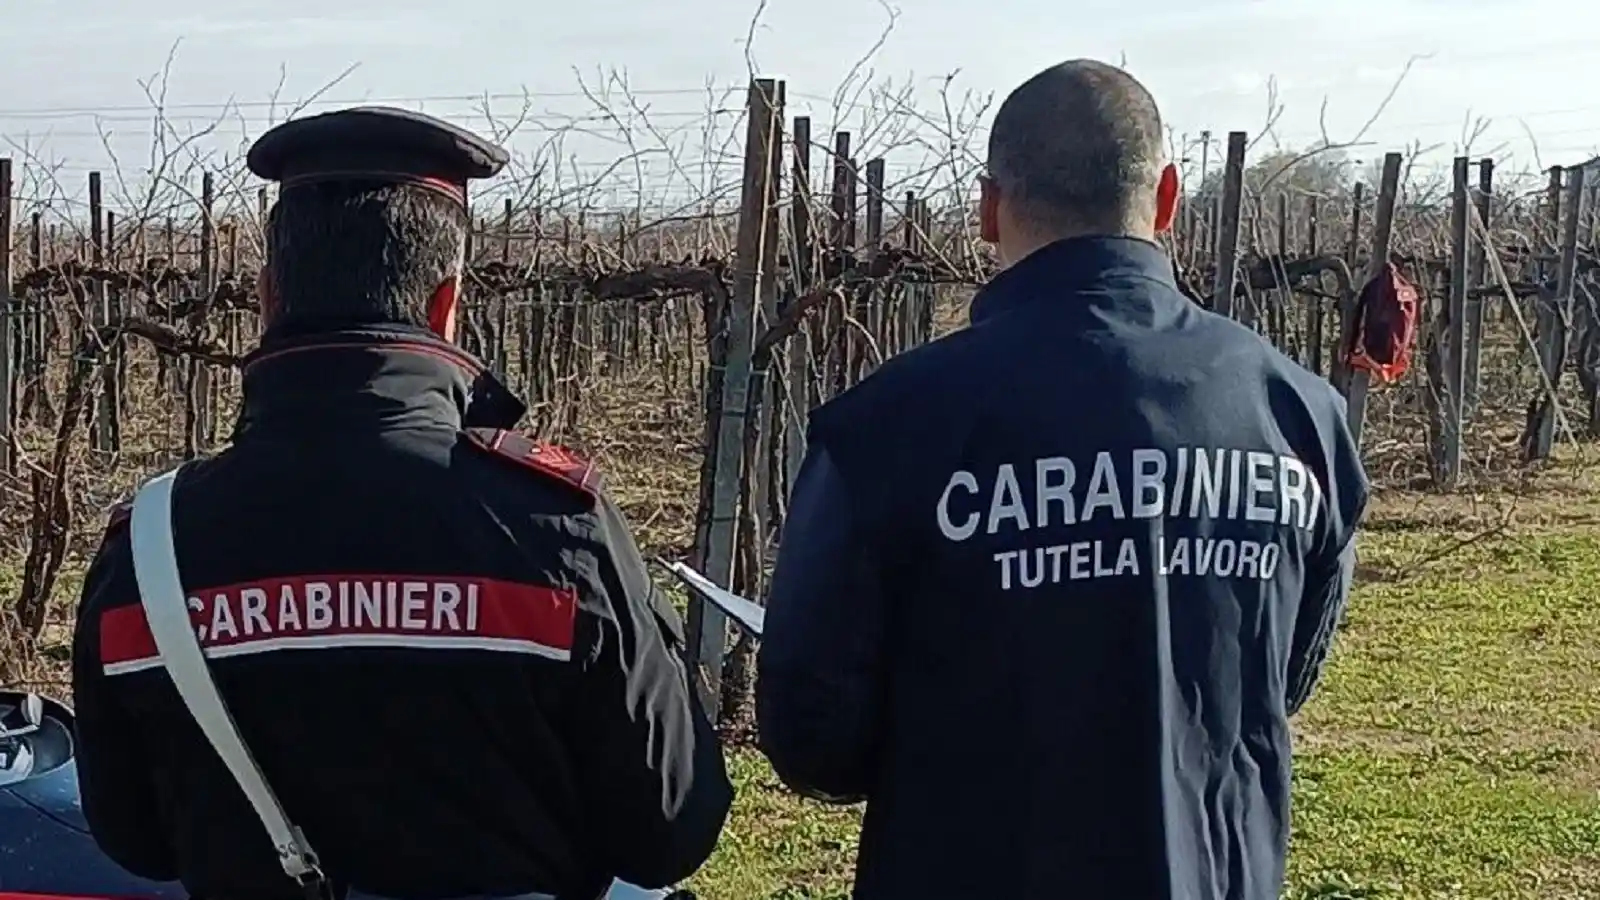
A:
[1153,162,1180,234]
[256,268,279,327]
[426,276,460,341]
[978,175,1001,244]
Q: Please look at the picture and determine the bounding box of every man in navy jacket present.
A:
[756,59,1369,900]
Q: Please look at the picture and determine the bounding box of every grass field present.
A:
[674,482,1600,900]
[6,377,1598,900]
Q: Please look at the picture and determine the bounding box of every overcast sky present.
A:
[3,0,1595,209]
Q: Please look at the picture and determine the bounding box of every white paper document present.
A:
[665,561,766,637]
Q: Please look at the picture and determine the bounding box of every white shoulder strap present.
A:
[128,466,326,889]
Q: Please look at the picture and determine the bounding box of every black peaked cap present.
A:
[247,106,509,205]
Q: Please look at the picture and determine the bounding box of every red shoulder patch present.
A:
[465,428,601,498]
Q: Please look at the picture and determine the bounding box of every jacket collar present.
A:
[234,323,526,439]
[969,235,1181,325]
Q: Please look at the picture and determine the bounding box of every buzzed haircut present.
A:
[267,181,469,331]
[986,60,1166,234]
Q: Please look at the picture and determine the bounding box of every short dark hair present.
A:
[266,181,469,329]
[986,60,1166,234]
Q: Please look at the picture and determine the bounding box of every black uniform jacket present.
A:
[756,237,1369,900]
[70,323,732,900]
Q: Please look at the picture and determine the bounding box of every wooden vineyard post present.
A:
[686,77,780,718]
[1270,192,1288,348]
[1341,152,1403,448]
[1326,185,1366,394]
[1538,168,1562,374]
[784,115,814,500]
[1194,131,1213,272]
[90,172,116,455]
[748,80,786,599]
[1465,159,1492,415]
[902,192,921,350]
[1304,196,1323,375]
[202,172,218,444]
[842,151,864,384]
[498,198,513,379]
[863,158,886,364]
[1212,132,1246,320]
[0,158,12,477]
[24,213,40,428]
[823,132,853,400]
[187,172,216,457]
[109,211,128,423]
[1528,165,1585,461]
[915,198,932,343]
[1439,156,1469,486]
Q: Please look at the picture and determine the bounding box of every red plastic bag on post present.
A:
[1344,262,1420,384]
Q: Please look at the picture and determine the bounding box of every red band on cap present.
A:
[280,170,467,205]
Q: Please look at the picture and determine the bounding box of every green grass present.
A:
[13,469,1598,898]
[684,511,1600,899]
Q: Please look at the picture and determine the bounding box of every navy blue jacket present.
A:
[756,237,1369,900]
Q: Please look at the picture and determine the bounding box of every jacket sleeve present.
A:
[755,443,888,803]
[565,494,733,889]
[1286,534,1355,715]
[70,520,180,881]
[1287,407,1371,716]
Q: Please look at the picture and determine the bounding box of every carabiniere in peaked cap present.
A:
[246,106,510,207]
